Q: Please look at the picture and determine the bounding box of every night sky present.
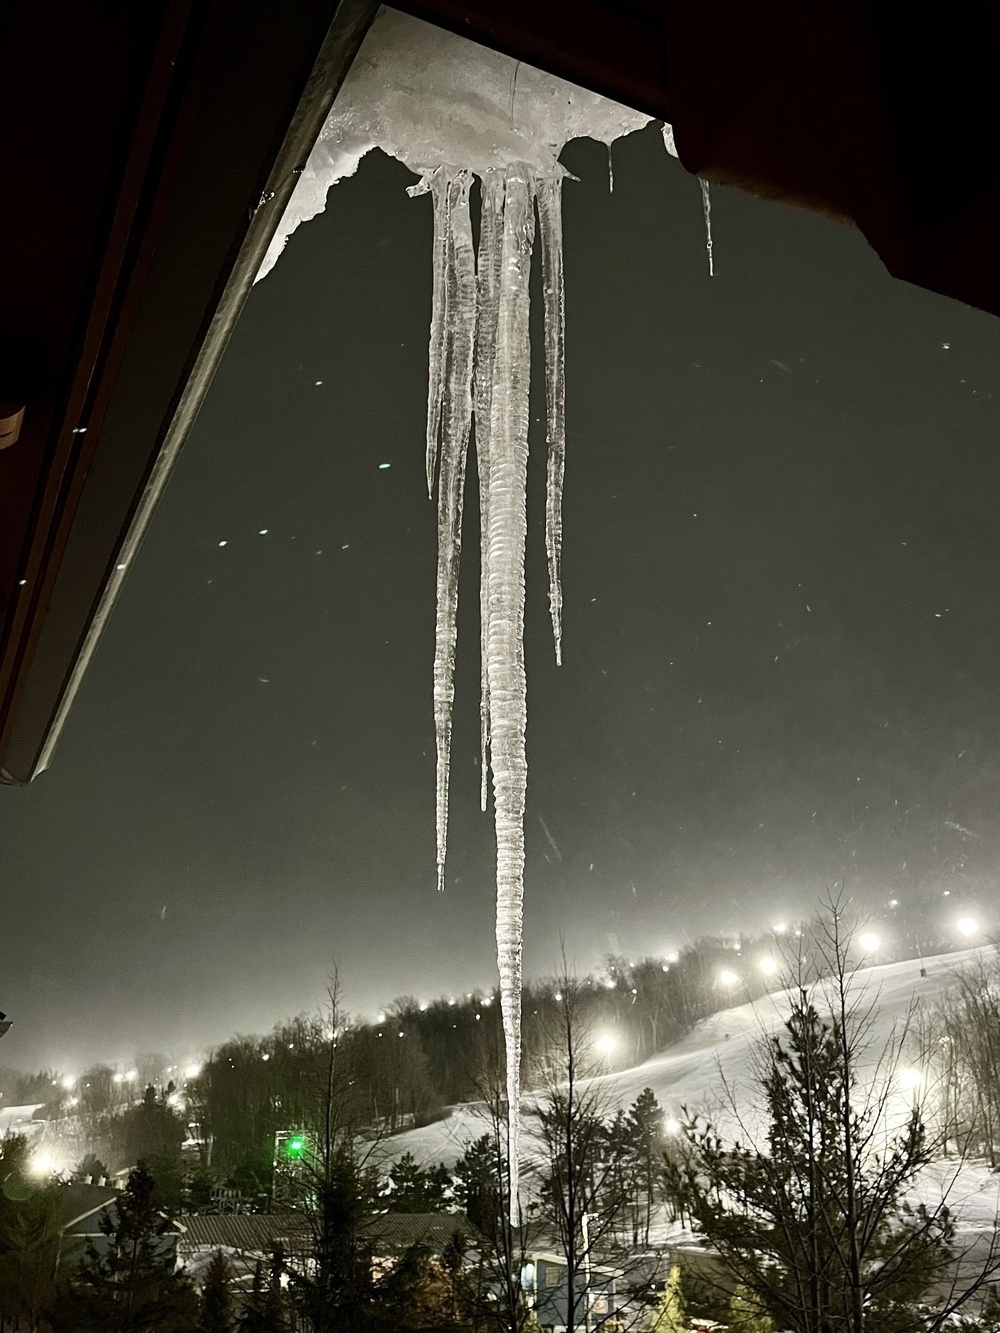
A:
[4,124,1000,1071]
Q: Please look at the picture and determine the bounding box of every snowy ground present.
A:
[0,1105,44,1140]
[389,947,1000,1247]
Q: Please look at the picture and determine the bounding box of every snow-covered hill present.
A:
[0,1105,44,1140]
[390,947,1000,1243]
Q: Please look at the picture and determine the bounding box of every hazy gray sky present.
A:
[3,125,1000,1071]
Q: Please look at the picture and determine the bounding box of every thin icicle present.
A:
[700,177,715,277]
[486,166,534,1224]
[475,170,505,811]
[535,173,566,666]
[423,171,451,496]
[432,172,476,893]
[607,142,614,193]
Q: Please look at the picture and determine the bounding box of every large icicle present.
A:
[475,171,505,811]
[487,167,535,1222]
[257,6,656,1227]
[427,171,476,894]
[535,173,567,666]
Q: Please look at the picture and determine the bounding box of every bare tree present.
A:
[279,976,382,1333]
[530,962,652,1333]
[455,1036,536,1333]
[922,952,1000,1166]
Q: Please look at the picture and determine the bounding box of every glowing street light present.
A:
[184,1063,202,1080]
[594,1033,617,1056]
[718,969,739,988]
[760,957,778,976]
[897,1067,924,1092]
[956,916,979,938]
[664,1118,681,1135]
[858,931,881,954]
[773,922,788,935]
[61,1076,75,1091]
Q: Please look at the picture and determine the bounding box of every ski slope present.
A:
[389,947,1000,1241]
[0,1105,44,1141]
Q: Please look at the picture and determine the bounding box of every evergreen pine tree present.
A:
[384,1151,450,1212]
[51,1164,197,1332]
[651,1265,685,1333]
[199,1249,233,1333]
[624,1087,665,1245]
[237,1262,268,1333]
[454,1135,501,1234]
[663,910,991,1333]
[238,1248,287,1333]
[112,1088,186,1209]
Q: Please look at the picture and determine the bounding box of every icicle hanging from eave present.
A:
[475,169,505,814]
[485,165,535,1223]
[662,121,716,277]
[256,3,691,1233]
[420,162,564,1222]
[415,169,477,895]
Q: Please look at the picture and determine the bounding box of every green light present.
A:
[286,1136,306,1160]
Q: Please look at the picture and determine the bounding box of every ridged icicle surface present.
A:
[424,165,565,1221]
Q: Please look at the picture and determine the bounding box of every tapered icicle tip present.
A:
[700,177,714,278]
[436,862,446,893]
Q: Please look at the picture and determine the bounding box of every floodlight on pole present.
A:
[594,1033,617,1056]
[956,916,979,938]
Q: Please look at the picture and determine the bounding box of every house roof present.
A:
[179,1210,479,1258]
[179,1213,311,1256]
[361,1212,480,1254]
[56,1182,120,1234]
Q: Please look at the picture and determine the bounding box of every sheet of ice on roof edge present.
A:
[256,9,650,281]
[256,8,654,1223]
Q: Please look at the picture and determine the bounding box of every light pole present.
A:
[581,1210,592,1333]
